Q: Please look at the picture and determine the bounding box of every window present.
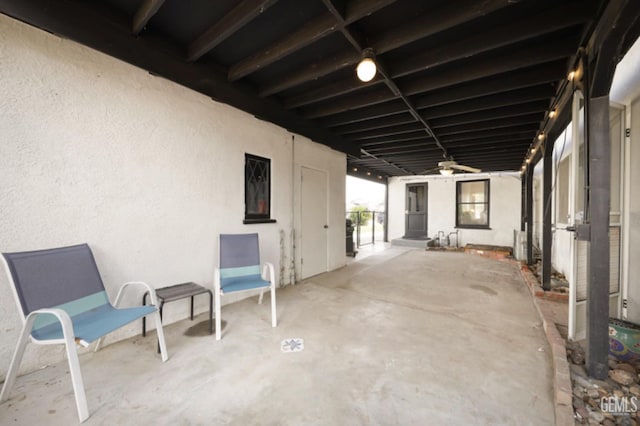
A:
[244,154,274,224]
[456,179,490,228]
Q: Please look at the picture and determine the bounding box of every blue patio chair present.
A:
[214,233,277,340]
[0,243,168,422]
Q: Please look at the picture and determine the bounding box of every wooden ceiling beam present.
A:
[401,36,578,96]
[390,1,592,78]
[300,86,396,118]
[331,112,416,135]
[132,0,165,35]
[441,134,534,147]
[283,60,567,109]
[434,114,543,136]
[228,0,396,81]
[412,61,565,110]
[229,12,337,80]
[345,123,425,141]
[430,100,549,127]
[290,38,574,115]
[358,133,432,146]
[187,0,278,62]
[440,126,538,143]
[259,0,511,96]
[321,100,409,127]
[419,85,554,119]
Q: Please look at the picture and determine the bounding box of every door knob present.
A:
[324,225,329,229]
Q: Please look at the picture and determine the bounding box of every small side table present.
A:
[142,282,213,343]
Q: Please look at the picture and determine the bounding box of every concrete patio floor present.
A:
[0,247,553,425]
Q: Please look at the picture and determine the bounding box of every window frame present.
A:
[455,179,490,229]
[243,153,276,224]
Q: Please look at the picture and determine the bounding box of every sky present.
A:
[346,176,386,211]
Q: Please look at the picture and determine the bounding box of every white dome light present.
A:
[356,57,377,82]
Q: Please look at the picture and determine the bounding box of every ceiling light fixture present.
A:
[549,109,557,118]
[538,132,545,141]
[439,168,454,176]
[568,70,576,81]
[356,48,377,82]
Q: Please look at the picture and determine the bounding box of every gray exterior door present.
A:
[405,183,428,239]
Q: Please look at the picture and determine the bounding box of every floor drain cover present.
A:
[281,338,304,353]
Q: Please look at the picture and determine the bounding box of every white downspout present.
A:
[568,91,583,340]
[622,104,631,319]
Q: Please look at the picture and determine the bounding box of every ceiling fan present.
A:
[422,160,482,175]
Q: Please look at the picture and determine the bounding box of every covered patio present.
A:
[0,247,553,425]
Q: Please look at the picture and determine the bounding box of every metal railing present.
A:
[346,210,385,248]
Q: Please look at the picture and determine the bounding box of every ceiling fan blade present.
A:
[450,164,482,173]
[419,166,441,174]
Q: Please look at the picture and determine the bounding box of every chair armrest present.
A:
[262,262,275,285]
[25,308,85,346]
[114,281,158,307]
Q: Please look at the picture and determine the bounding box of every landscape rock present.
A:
[610,369,639,386]
[589,410,605,423]
[575,406,589,423]
[617,363,637,375]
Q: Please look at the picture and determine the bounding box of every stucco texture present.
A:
[0,15,346,378]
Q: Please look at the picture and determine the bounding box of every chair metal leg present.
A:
[215,288,222,341]
[258,288,265,304]
[153,310,169,362]
[270,285,277,328]
[0,315,37,404]
[63,334,89,422]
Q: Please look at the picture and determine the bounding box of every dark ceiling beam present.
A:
[321,101,408,127]
[412,61,564,110]
[300,85,396,118]
[229,12,337,81]
[430,100,550,127]
[452,152,527,162]
[294,39,574,116]
[419,85,554,119]
[360,148,414,175]
[0,0,358,156]
[390,2,592,78]
[259,0,512,97]
[228,0,396,81]
[400,36,578,96]
[282,75,384,109]
[441,134,534,147]
[356,132,431,146]
[345,123,425,141]
[331,112,415,135]
[187,0,278,62]
[440,126,538,143]
[321,62,563,127]
[132,0,165,35]
[283,60,567,109]
[366,143,438,154]
[434,114,543,136]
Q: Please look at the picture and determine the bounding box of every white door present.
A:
[301,167,328,279]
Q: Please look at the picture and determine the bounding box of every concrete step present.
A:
[391,238,430,248]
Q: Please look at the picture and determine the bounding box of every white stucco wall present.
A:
[388,174,521,248]
[0,15,346,378]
